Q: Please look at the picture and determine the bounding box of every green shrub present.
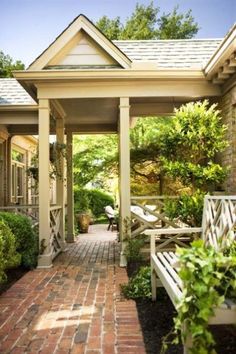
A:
[74,188,90,213]
[74,188,114,218]
[164,191,204,227]
[0,212,38,269]
[0,220,21,283]
[121,266,152,299]
[124,236,146,263]
[87,189,114,217]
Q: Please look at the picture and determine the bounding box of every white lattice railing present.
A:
[50,205,63,259]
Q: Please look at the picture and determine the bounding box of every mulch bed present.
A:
[127,263,236,354]
[0,267,28,296]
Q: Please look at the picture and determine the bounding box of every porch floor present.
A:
[0,224,146,354]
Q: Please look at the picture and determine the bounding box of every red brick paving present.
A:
[0,225,146,353]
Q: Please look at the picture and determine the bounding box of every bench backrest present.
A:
[202,196,236,249]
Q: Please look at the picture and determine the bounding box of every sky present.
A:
[0,0,235,67]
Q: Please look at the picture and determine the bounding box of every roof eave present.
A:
[204,23,236,78]
[13,68,206,81]
[0,104,38,111]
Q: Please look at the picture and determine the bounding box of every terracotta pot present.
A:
[77,213,91,233]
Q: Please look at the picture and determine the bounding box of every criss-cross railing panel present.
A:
[50,205,62,259]
[202,196,236,249]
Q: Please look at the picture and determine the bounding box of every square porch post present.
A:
[37,99,52,268]
[119,97,131,267]
[56,117,66,249]
[66,130,75,243]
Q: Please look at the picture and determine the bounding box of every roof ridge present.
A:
[113,38,223,42]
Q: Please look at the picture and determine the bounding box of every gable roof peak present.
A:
[27,14,131,71]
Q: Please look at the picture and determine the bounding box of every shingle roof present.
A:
[114,39,222,68]
[0,78,36,105]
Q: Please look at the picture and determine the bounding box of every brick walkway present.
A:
[0,225,146,354]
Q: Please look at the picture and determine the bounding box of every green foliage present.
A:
[157,6,198,39]
[0,213,38,269]
[124,235,146,262]
[0,51,25,77]
[74,188,114,218]
[87,189,114,217]
[96,1,199,40]
[121,266,152,299]
[161,100,228,191]
[73,134,118,189]
[164,191,205,227]
[171,238,236,353]
[0,220,21,283]
[96,16,123,40]
[120,1,159,40]
[74,188,90,213]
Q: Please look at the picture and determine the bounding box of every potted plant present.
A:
[75,191,91,233]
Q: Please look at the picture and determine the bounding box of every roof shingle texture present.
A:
[114,39,222,68]
[0,78,36,105]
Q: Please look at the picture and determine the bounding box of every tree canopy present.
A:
[96,1,199,40]
[73,101,228,197]
[0,51,25,78]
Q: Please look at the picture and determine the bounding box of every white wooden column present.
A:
[37,99,52,268]
[119,97,131,267]
[56,118,66,249]
[6,137,12,205]
[66,130,75,242]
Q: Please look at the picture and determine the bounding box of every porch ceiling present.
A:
[59,97,119,133]
[59,96,208,133]
[0,95,218,135]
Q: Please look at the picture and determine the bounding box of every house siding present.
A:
[219,86,236,193]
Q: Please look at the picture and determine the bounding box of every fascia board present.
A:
[205,24,236,77]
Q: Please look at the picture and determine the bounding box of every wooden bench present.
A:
[145,195,236,353]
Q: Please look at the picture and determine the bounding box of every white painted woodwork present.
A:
[37,99,52,268]
[147,196,236,353]
[119,97,131,266]
[0,112,38,125]
[56,118,66,249]
[50,205,64,259]
[66,131,75,243]
[36,79,220,100]
[6,137,12,204]
[48,32,118,67]
[28,15,131,70]
[205,25,236,77]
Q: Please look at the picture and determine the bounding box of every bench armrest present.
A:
[147,227,202,255]
[146,227,202,236]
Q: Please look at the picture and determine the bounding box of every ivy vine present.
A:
[164,236,236,354]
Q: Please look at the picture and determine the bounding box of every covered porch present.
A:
[1,15,235,268]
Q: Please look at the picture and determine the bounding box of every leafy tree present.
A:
[120,2,159,40]
[96,1,199,40]
[160,100,228,192]
[73,134,118,190]
[157,6,199,39]
[0,51,25,77]
[96,16,123,40]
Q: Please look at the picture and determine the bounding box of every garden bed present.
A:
[127,264,236,354]
[0,267,28,296]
